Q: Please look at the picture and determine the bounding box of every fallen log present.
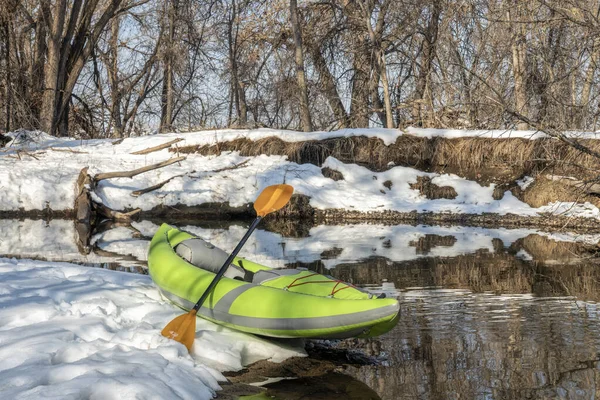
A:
[50,147,89,154]
[95,202,142,221]
[94,156,186,182]
[131,138,184,155]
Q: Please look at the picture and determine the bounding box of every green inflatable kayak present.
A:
[148,224,400,339]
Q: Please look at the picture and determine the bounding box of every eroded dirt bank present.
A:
[177,135,600,211]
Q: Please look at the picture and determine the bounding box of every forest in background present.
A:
[1,0,600,138]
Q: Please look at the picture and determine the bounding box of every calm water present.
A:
[2,219,600,399]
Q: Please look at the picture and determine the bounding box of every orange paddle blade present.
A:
[161,310,197,352]
[253,184,294,217]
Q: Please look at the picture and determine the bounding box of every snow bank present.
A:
[0,258,304,399]
[1,128,599,219]
[7,126,598,150]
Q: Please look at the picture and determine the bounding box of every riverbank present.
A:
[1,128,600,230]
[0,258,305,399]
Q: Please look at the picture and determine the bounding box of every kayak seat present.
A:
[175,238,246,281]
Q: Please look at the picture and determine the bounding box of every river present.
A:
[2,218,599,399]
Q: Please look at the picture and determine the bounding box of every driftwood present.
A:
[189,159,251,179]
[94,156,186,182]
[8,150,43,160]
[131,159,249,197]
[130,138,184,155]
[131,173,188,197]
[213,159,250,173]
[50,147,88,154]
[95,202,142,221]
[546,175,600,195]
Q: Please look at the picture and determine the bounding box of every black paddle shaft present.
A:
[192,217,262,312]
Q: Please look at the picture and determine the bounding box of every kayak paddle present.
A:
[161,183,294,351]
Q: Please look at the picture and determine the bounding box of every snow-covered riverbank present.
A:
[1,128,599,223]
[0,258,304,399]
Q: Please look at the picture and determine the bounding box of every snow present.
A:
[1,128,599,219]
[0,258,305,399]
[9,126,597,149]
[404,127,600,140]
[516,176,535,190]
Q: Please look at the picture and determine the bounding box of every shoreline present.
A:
[3,206,600,232]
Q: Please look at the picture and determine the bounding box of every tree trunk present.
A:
[307,40,348,128]
[364,1,391,128]
[290,0,312,132]
[349,29,370,128]
[31,5,48,123]
[380,53,394,128]
[160,0,177,133]
[36,0,123,136]
[508,5,528,130]
[412,0,441,127]
[580,37,598,129]
[4,20,10,132]
[227,1,246,127]
[40,0,67,135]
[238,81,248,125]
[108,17,123,138]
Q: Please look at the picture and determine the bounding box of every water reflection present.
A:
[1,218,599,399]
[0,219,148,272]
[342,288,600,399]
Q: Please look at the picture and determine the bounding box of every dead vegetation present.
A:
[321,167,344,181]
[521,176,600,208]
[175,135,600,185]
[409,176,458,200]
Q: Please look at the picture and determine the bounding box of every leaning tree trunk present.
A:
[307,39,349,128]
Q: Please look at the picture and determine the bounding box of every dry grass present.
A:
[177,135,430,170]
[410,176,458,200]
[321,167,344,181]
[176,135,600,181]
[521,176,600,208]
